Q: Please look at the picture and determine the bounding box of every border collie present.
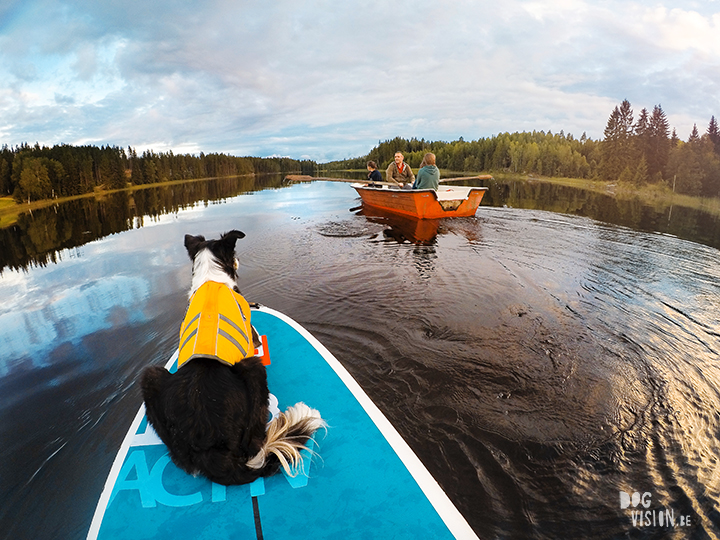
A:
[141,230,326,485]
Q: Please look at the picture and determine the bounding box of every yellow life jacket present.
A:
[178,281,253,368]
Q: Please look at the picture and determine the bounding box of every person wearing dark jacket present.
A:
[413,153,439,190]
[367,161,383,184]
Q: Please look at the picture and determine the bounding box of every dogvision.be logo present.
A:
[620,491,692,529]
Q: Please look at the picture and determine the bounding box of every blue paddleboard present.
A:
[87,306,478,539]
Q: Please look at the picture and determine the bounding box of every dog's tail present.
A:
[246,402,326,477]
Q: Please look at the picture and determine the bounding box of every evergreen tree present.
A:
[0,158,10,195]
[689,124,701,144]
[618,165,634,184]
[634,107,651,168]
[600,99,634,180]
[708,116,720,154]
[78,156,94,193]
[647,105,670,178]
[670,128,680,148]
[665,134,719,196]
[44,158,67,197]
[619,100,634,135]
[634,108,649,138]
[632,156,649,185]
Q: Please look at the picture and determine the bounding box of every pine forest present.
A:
[2,99,719,203]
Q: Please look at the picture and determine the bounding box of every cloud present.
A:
[0,0,719,160]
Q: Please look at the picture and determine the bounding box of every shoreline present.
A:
[499,172,720,217]
[0,174,256,228]
[2,171,719,229]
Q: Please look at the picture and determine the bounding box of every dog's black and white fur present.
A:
[141,230,326,485]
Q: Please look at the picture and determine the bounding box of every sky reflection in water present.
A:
[1,179,719,539]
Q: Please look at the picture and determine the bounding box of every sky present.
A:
[1,0,719,162]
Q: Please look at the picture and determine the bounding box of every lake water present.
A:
[1,175,719,539]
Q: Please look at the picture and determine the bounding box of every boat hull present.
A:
[352,184,488,219]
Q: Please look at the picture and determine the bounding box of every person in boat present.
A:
[412,153,440,190]
[386,151,415,187]
[366,161,383,186]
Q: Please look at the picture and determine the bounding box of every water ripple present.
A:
[3,183,720,539]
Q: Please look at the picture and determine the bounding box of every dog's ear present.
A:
[184,234,205,260]
[220,230,245,251]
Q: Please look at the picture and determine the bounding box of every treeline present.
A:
[324,101,720,198]
[600,101,720,196]
[0,143,316,203]
[327,132,599,180]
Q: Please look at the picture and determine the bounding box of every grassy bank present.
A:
[493,172,720,218]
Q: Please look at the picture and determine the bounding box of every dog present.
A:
[141,230,326,485]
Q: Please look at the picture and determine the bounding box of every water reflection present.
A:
[0,174,284,273]
[477,177,720,250]
[0,275,150,375]
[358,206,441,245]
[2,174,720,273]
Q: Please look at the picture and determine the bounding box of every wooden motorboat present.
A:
[351,184,488,219]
